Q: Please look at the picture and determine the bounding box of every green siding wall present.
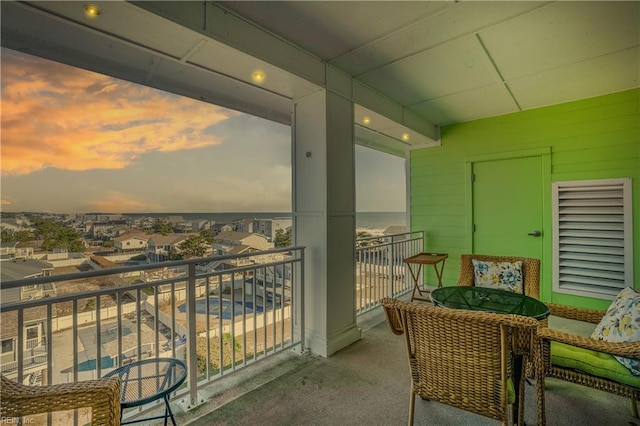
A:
[410,88,639,309]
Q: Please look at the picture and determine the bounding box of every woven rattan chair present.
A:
[382,298,542,426]
[538,303,640,423]
[456,254,541,300]
[457,254,543,380]
[0,374,121,425]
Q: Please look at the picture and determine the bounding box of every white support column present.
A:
[293,90,361,357]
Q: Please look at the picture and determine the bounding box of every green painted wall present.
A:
[410,88,639,309]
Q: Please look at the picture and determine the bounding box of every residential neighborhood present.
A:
[0,212,294,389]
[1,212,292,263]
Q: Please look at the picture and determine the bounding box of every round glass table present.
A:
[430,286,549,320]
[103,357,187,426]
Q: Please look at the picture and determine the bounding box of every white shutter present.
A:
[552,178,633,299]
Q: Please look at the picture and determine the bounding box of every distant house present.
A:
[0,218,21,233]
[162,216,184,225]
[174,222,193,233]
[88,223,112,238]
[252,218,292,242]
[235,219,254,233]
[1,258,54,283]
[196,220,211,231]
[147,233,196,262]
[213,231,272,254]
[114,234,148,253]
[1,259,54,382]
[0,242,34,261]
[212,223,234,235]
[1,306,48,384]
[212,231,272,270]
[44,248,69,262]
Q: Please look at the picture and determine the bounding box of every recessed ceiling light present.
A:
[362,116,371,125]
[84,4,101,18]
[402,133,410,141]
[252,70,266,84]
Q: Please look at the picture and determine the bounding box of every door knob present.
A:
[527,230,542,237]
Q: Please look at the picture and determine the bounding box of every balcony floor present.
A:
[162,308,634,426]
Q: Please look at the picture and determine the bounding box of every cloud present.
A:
[86,191,164,213]
[1,199,11,206]
[1,49,238,176]
[156,164,292,212]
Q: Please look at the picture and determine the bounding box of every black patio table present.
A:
[103,357,187,426]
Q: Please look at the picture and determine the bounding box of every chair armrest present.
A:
[1,377,121,423]
[539,327,640,359]
[546,303,606,324]
[381,298,404,335]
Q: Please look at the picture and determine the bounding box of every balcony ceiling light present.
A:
[402,133,410,142]
[84,4,101,18]
[362,116,371,125]
[252,70,266,84]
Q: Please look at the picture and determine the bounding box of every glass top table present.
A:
[103,357,187,425]
[430,286,550,320]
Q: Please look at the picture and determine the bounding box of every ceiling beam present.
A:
[134,1,439,141]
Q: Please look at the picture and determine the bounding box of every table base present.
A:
[122,395,177,426]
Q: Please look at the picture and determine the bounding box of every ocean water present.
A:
[356,211,406,230]
[124,211,406,231]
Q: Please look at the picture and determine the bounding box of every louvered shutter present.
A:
[552,178,633,299]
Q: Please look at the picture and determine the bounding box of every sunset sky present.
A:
[0,48,406,213]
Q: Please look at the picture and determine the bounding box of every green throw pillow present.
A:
[591,287,640,376]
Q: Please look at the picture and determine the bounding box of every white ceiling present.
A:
[1,1,638,151]
[218,1,640,125]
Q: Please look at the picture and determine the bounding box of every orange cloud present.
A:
[87,191,163,213]
[1,49,237,176]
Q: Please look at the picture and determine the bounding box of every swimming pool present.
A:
[178,299,255,319]
[101,326,132,344]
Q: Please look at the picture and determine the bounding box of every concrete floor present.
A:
[147,308,638,426]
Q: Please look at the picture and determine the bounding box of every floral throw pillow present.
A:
[472,260,523,293]
[591,287,640,376]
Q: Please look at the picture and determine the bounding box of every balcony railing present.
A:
[0,231,421,424]
[0,246,304,425]
[355,231,424,314]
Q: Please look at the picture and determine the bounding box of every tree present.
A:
[1,227,15,242]
[356,231,373,247]
[15,230,33,243]
[274,228,292,248]
[177,235,209,258]
[32,217,84,252]
[0,228,32,243]
[199,228,215,244]
[355,231,384,248]
[167,246,181,261]
[154,220,174,236]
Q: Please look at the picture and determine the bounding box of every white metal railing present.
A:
[25,336,45,350]
[0,246,305,425]
[355,231,424,314]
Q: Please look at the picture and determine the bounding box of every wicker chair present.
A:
[457,254,543,381]
[537,303,640,423]
[0,374,121,425]
[382,298,542,426]
[456,254,541,300]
